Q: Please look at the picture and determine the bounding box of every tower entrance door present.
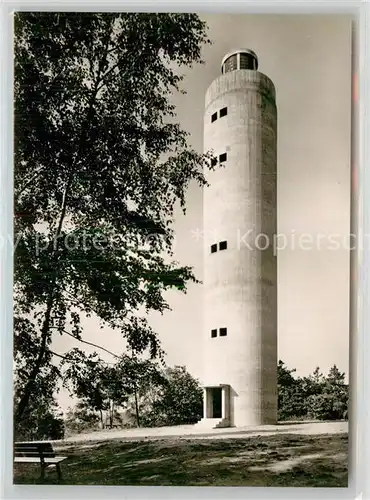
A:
[211,388,222,418]
[201,385,231,427]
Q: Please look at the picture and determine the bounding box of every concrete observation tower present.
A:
[199,49,278,428]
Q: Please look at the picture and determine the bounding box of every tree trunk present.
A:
[110,400,114,427]
[14,296,54,422]
[14,169,74,422]
[134,388,140,428]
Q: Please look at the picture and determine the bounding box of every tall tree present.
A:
[116,353,166,427]
[14,13,212,423]
[62,350,165,428]
[277,361,349,421]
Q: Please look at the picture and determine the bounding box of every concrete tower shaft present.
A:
[202,53,277,427]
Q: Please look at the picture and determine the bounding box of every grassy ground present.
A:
[13,433,348,487]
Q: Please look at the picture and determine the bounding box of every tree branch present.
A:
[49,327,120,359]
[50,350,70,361]
[15,166,44,202]
[96,63,119,93]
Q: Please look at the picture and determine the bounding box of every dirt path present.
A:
[58,420,348,446]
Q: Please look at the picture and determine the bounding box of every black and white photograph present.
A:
[13,12,351,487]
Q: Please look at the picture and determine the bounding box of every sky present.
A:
[53,14,352,410]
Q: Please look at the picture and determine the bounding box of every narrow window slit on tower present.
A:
[211,244,217,253]
[211,329,217,338]
[220,107,227,117]
[219,153,227,163]
[210,157,218,167]
[211,112,218,123]
[219,241,227,251]
[219,328,227,337]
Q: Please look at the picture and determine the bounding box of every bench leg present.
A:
[56,464,62,481]
[39,464,46,481]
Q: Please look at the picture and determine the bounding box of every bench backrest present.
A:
[14,442,56,461]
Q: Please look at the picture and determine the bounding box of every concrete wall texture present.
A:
[203,66,278,426]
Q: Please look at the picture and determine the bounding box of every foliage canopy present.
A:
[14,12,212,425]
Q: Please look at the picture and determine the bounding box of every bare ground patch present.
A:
[14,432,348,487]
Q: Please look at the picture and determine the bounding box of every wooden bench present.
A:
[14,442,67,480]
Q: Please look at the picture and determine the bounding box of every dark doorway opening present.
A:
[211,388,222,418]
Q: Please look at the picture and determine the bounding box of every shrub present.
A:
[139,366,203,427]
